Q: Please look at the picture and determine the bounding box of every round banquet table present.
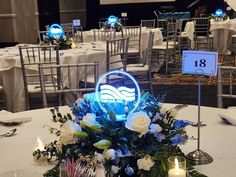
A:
[210,19,236,54]
[0,104,236,177]
[0,42,111,112]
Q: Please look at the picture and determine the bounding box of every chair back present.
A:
[73,26,83,43]
[19,45,59,109]
[93,29,116,42]
[217,65,236,108]
[122,26,141,52]
[38,31,49,45]
[61,23,73,38]
[39,62,99,108]
[157,19,167,37]
[193,17,210,37]
[145,31,155,66]
[106,37,129,72]
[166,22,178,49]
[141,19,156,28]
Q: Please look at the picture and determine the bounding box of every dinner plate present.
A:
[0,169,41,177]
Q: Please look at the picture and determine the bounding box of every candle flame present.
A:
[175,157,180,172]
[37,137,44,151]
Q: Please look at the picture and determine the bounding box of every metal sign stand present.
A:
[187,74,213,164]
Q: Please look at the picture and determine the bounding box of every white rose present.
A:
[137,156,154,171]
[82,113,96,126]
[103,149,116,160]
[149,124,162,133]
[59,120,82,145]
[125,112,151,137]
[111,165,120,174]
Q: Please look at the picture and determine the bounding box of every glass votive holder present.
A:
[168,156,186,177]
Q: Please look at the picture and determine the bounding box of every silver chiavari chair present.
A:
[106,37,129,72]
[141,19,156,28]
[19,45,59,109]
[121,26,142,63]
[217,65,236,108]
[93,29,116,42]
[127,31,154,93]
[39,62,99,108]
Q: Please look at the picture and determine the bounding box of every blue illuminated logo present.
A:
[107,15,119,27]
[49,24,64,38]
[101,85,135,102]
[215,9,223,17]
[95,70,141,121]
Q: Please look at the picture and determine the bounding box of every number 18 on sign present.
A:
[182,51,218,76]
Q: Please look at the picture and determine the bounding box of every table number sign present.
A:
[182,50,215,164]
[182,51,218,76]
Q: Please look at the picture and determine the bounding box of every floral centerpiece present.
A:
[43,24,72,50]
[43,35,73,50]
[101,15,123,31]
[209,9,229,22]
[33,92,206,177]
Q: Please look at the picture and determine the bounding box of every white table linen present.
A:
[83,27,163,52]
[0,104,236,177]
[182,21,195,49]
[0,42,112,112]
[210,19,236,54]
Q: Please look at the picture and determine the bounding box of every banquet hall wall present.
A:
[86,0,224,29]
[0,0,224,44]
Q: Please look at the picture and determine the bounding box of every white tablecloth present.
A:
[83,27,163,53]
[0,42,109,112]
[183,21,195,49]
[210,19,236,54]
[0,104,236,177]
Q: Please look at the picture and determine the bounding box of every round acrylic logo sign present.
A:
[95,70,141,121]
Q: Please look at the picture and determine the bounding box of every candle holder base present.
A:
[187,149,213,165]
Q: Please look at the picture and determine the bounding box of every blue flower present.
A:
[125,166,134,176]
[173,120,190,129]
[115,149,123,158]
[154,132,166,142]
[170,134,187,146]
[121,146,132,156]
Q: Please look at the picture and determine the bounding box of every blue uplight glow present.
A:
[49,24,64,38]
[95,70,141,121]
[107,15,119,27]
[215,9,223,17]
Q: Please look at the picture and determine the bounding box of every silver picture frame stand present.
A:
[187,73,213,164]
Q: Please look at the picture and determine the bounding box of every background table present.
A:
[0,104,236,177]
[0,42,109,112]
[210,19,236,54]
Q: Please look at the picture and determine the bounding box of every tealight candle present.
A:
[71,42,77,49]
[33,137,47,162]
[168,156,186,177]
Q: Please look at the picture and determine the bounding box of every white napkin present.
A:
[218,107,236,126]
[0,110,32,123]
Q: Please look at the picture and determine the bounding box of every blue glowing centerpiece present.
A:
[215,9,223,17]
[107,15,119,27]
[49,24,64,38]
[95,70,141,121]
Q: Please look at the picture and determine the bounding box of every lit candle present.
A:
[168,157,186,177]
[33,137,47,162]
[71,42,77,49]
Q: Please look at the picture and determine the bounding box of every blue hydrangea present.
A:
[125,166,134,176]
[154,132,166,142]
[173,120,190,129]
[170,134,187,146]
